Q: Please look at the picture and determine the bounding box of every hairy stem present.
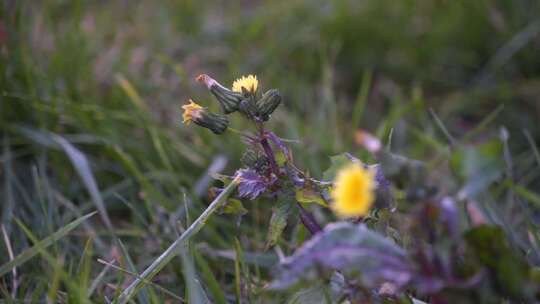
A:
[115,178,240,304]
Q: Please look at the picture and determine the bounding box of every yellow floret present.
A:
[232,75,258,93]
[331,163,375,218]
[182,99,203,124]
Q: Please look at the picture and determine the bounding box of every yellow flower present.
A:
[331,163,375,218]
[232,75,258,93]
[182,99,203,124]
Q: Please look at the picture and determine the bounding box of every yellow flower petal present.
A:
[182,99,203,124]
[232,75,258,93]
[331,163,375,218]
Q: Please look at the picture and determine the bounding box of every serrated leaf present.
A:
[266,201,292,249]
[236,169,270,200]
[270,222,412,290]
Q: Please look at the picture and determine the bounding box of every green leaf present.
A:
[451,141,503,199]
[266,200,292,249]
[295,186,328,207]
[275,149,288,166]
[220,199,248,215]
[322,153,354,181]
[211,173,234,186]
[0,211,97,277]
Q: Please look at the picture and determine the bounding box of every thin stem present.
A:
[255,123,280,176]
[115,178,240,304]
[296,202,322,235]
[260,137,280,176]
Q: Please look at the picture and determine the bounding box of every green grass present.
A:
[1,0,540,302]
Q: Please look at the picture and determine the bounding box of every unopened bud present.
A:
[256,89,281,121]
[238,98,258,120]
[197,111,229,134]
[182,99,229,134]
[197,74,243,114]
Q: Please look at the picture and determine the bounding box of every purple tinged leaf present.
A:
[235,169,271,200]
[270,222,413,290]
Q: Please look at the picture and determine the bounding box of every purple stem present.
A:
[297,202,322,235]
[260,137,280,176]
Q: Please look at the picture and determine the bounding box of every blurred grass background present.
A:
[1,0,540,302]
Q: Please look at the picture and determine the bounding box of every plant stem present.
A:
[260,137,280,176]
[115,178,240,304]
[296,202,322,235]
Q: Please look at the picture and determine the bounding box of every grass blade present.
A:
[0,211,97,277]
[51,134,114,232]
[461,104,504,143]
[351,69,372,129]
[181,243,208,304]
[115,178,240,304]
[117,239,150,304]
[194,251,227,304]
[429,108,456,146]
[97,259,184,302]
[15,127,114,232]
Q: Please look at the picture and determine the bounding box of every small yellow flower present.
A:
[182,99,203,124]
[331,163,375,218]
[232,75,258,93]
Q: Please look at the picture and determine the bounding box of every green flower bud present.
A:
[197,74,243,114]
[182,99,229,134]
[256,89,281,121]
[238,97,258,120]
[195,111,229,134]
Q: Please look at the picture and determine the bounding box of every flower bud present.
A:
[197,74,243,114]
[238,98,258,120]
[197,111,229,134]
[256,89,281,121]
[182,99,229,134]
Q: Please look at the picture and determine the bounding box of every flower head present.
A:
[331,163,375,218]
[182,99,203,124]
[232,75,258,93]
